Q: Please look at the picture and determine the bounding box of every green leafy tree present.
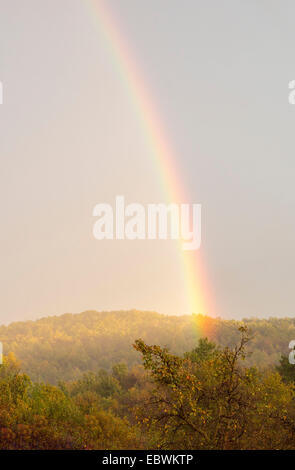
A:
[134,327,295,449]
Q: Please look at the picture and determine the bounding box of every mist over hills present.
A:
[0,309,294,383]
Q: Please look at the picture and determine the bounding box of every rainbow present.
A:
[85,0,214,317]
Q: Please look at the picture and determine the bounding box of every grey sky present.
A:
[0,0,294,323]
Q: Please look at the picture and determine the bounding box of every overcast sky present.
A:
[0,0,294,323]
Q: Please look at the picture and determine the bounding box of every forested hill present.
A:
[0,310,294,383]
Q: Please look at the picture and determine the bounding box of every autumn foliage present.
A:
[1,314,295,449]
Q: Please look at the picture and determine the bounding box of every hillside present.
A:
[0,310,294,383]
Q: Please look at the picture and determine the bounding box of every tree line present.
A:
[0,310,295,383]
[0,320,295,449]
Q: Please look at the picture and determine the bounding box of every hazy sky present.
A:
[0,0,294,323]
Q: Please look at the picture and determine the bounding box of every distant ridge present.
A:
[0,309,294,383]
